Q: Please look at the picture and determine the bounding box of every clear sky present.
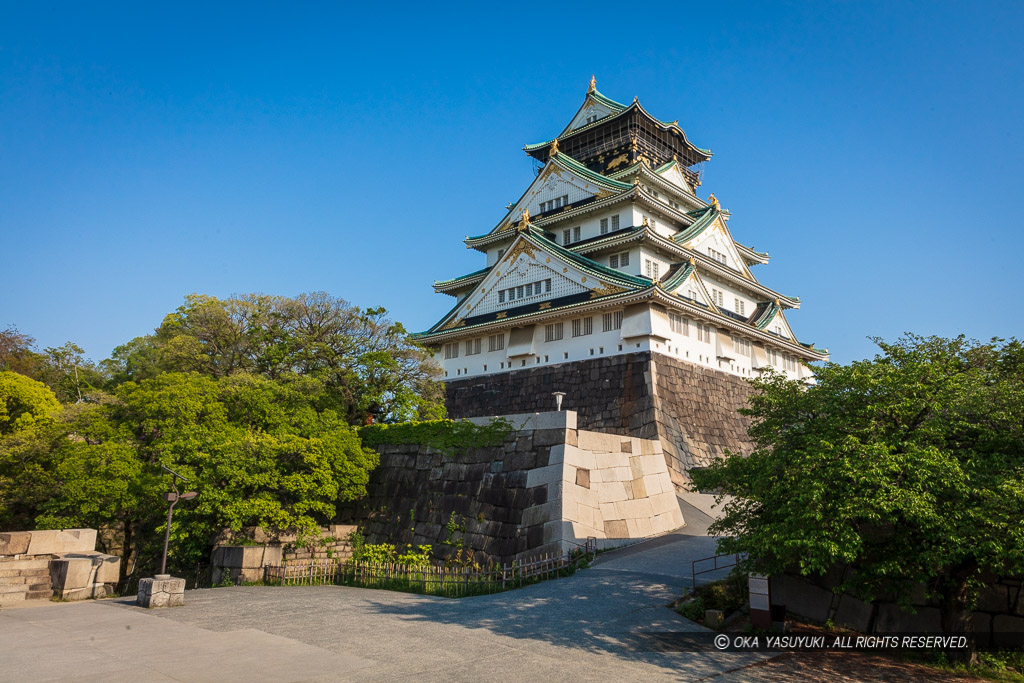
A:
[2,2,1022,365]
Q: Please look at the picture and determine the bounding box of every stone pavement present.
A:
[0,496,768,682]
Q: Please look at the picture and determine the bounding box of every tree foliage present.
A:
[104,293,444,423]
[1,372,379,576]
[692,335,1024,645]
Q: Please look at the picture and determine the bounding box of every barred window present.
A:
[735,298,745,315]
[602,311,623,332]
[600,217,608,234]
[498,290,505,304]
[611,214,619,229]
[465,338,481,355]
[733,336,751,357]
[488,334,504,352]
[572,316,593,337]
[444,342,459,359]
[545,322,564,342]
[573,226,581,241]
[563,229,571,246]
[696,323,712,343]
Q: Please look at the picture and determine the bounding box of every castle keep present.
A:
[418,78,827,484]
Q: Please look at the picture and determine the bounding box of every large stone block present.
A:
[992,615,1024,648]
[26,529,97,555]
[833,595,875,632]
[874,604,941,633]
[137,576,185,608]
[525,464,562,488]
[0,531,31,555]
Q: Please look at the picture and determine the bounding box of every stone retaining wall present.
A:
[343,411,684,565]
[445,352,756,485]
[773,568,1024,648]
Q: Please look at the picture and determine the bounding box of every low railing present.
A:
[264,540,597,599]
[691,553,743,589]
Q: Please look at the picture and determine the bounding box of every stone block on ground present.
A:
[137,576,186,608]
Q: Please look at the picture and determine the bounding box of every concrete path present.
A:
[0,497,766,682]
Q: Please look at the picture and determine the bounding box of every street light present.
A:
[158,465,198,579]
[552,391,566,411]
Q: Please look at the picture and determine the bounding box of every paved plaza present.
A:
[0,496,774,682]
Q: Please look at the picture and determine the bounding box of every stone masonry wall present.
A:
[341,411,684,565]
[445,352,756,486]
[774,567,1024,649]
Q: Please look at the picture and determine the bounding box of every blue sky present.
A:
[1,2,1022,365]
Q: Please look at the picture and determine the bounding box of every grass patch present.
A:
[674,572,747,626]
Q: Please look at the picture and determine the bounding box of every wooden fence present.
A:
[263,539,596,598]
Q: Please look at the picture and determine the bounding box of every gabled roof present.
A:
[467,152,633,244]
[426,228,651,335]
[523,91,711,165]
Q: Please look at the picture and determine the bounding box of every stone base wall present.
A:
[0,529,119,604]
[342,411,684,565]
[211,525,356,584]
[445,352,756,485]
[774,568,1024,649]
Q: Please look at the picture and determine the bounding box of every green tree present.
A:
[19,372,379,578]
[0,371,61,435]
[105,292,444,422]
[692,335,1024,657]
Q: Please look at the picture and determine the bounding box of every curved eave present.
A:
[735,242,770,265]
[474,153,632,247]
[466,178,636,251]
[572,216,801,308]
[525,99,712,164]
[417,286,657,343]
[419,285,827,362]
[608,162,706,209]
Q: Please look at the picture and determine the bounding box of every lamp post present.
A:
[158,465,197,579]
[552,391,566,411]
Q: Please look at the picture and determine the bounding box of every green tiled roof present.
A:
[753,301,781,330]
[671,206,720,244]
[435,266,490,288]
[659,262,696,292]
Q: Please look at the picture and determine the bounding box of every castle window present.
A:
[696,323,712,343]
[573,226,581,241]
[488,333,504,352]
[516,286,524,299]
[465,338,482,356]
[563,229,571,246]
[733,336,751,357]
[709,248,727,265]
[735,298,745,315]
[544,278,551,292]
[669,312,688,335]
[444,342,459,359]
[572,316,593,337]
[498,290,505,304]
[498,248,505,259]
[600,218,608,234]
[711,288,724,307]
[610,251,629,269]
[611,215,619,229]
[545,322,564,342]
[602,311,623,332]
[525,283,533,297]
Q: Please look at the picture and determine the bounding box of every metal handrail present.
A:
[691,553,744,589]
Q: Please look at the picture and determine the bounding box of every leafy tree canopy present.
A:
[104,292,444,423]
[0,371,61,435]
[693,335,1024,642]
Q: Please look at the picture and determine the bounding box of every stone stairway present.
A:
[0,556,54,607]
